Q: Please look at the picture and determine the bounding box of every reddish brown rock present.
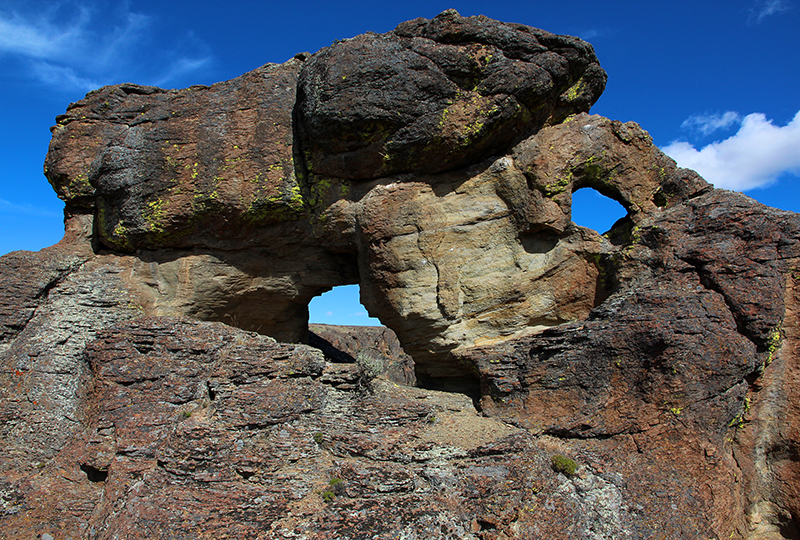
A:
[45,60,305,250]
[1,8,800,540]
[309,323,416,386]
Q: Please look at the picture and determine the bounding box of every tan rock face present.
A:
[352,161,604,378]
[3,8,800,539]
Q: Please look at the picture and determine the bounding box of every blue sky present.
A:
[1,1,798,326]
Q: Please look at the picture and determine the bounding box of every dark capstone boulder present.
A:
[295,9,605,180]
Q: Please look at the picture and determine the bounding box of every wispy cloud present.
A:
[0,3,212,92]
[662,110,800,191]
[0,198,62,218]
[30,60,100,90]
[749,0,793,23]
[577,29,603,41]
[680,111,742,137]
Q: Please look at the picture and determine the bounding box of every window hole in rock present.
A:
[307,285,482,401]
[571,187,629,236]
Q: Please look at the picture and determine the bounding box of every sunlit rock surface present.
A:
[2,9,799,539]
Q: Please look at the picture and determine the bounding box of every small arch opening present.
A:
[571,187,628,235]
[308,284,417,387]
[308,284,381,327]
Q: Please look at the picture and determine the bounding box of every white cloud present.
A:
[578,29,602,41]
[680,111,741,137]
[0,4,211,92]
[30,61,100,91]
[0,6,90,60]
[662,110,800,191]
[750,0,793,23]
[152,55,212,88]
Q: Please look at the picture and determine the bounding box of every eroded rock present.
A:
[2,8,800,539]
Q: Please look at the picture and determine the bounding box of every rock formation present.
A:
[2,9,799,539]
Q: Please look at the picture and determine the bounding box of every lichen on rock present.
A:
[2,8,800,540]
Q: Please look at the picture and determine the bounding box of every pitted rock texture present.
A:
[295,8,605,180]
[46,59,305,250]
[3,8,800,539]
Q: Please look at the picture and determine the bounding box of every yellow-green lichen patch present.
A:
[97,206,134,252]
[243,174,306,225]
[561,77,588,103]
[764,324,782,367]
[542,172,573,197]
[192,189,220,212]
[669,406,685,417]
[144,198,167,234]
[65,170,94,199]
[184,161,199,180]
[437,93,504,150]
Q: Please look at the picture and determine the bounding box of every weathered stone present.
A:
[2,8,800,539]
[45,59,306,251]
[296,9,606,180]
[309,323,416,386]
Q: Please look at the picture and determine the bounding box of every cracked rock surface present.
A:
[2,9,800,539]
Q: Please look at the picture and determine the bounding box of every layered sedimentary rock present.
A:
[2,9,799,539]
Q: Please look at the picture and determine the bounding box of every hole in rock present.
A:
[308,285,381,327]
[477,519,498,531]
[308,285,482,396]
[80,463,108,483]
[779,517,800,540]
[308,285,418,383]
[571,187,628,235]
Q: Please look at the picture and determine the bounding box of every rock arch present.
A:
[45,11,707,388]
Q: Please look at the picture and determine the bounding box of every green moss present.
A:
[551,454,577,476]
[321,477,343,503]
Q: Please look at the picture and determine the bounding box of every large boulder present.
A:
[295,9,606,180]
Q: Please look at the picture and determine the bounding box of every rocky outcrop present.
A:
[2,8,800,539]
[309,323,416,386]
[295,9,605,180]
